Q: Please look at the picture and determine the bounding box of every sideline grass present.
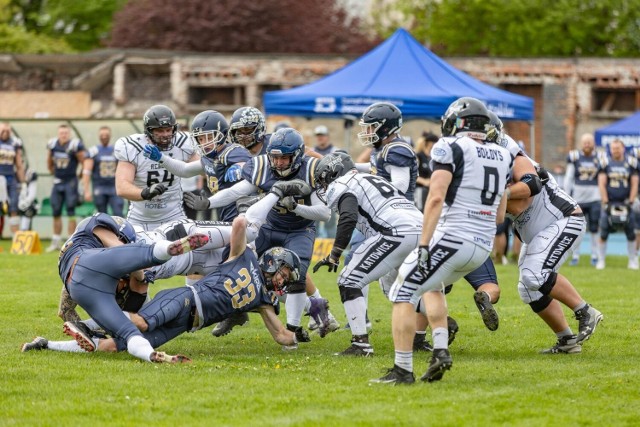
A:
[1,239,639,426]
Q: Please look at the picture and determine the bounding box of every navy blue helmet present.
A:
[266,128,305,178]
[259,247,301,294]
[358,102,403,147]
[229,107,265,150]
[190,110,229,158]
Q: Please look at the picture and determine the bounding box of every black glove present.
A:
[313,248,341,273]
[270,179,312,199]
[286,323,310,342]
[279,196,298,211]
[141,183,167,200]
[417,245,430,276]
[184,191,211,210]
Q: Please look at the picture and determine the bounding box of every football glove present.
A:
[183,191,211,210]
[270,179,312,199]
[313,248,342,273]
[417,245,430,276]
[224,163,243,183]
[141,183,167,200]
[142,144,163,162]
[279,196,297,211]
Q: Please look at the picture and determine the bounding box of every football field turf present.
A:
[1,240,638,426]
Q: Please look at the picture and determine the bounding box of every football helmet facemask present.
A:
[357,102,403,147]
[229,107,265,150]
[259,247,301,294]
[267,128,305,178]
[143,105,178,151]
[314,152,356,203]
[190,110,229,158]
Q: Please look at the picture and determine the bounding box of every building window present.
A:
[592,88,639,114]
[188,86,245,107]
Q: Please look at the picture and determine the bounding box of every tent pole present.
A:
[529,121,536,160]
[343,118,354,153]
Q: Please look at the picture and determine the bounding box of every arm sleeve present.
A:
[332,193,359,253]
[158,155,203,177]
[208,179,257,208]
[25,181,38,204]
[563,163,575,194]
[244,193,279,231]
[385,164,410,194]
[355,162,370,173]
[291,192,331,221]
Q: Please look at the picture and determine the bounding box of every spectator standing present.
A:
[312,125,338,238]
[82,126,124,217]
[46,124,86,252]
[0,122,25,236]
[564,133,601,266]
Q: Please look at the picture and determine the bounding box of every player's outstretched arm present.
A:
[258,304,297,346]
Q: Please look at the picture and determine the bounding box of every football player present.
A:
[26,212,209,363]
[115,104,198,231]
[312,151,423,357]
[82,126,125,217]
[185,128,332,346]
[0,122,25,236]
[563,133,602,265]
[46,124,86,252]
[507,156,604,354]
[374,97,513,384]
[596,138,638,269]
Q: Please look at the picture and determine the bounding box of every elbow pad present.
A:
[520,173,542,196]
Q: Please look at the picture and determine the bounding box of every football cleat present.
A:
[370,365,415,385]
[574,305,603,344]
[211,312,249,337]
[63,321,96,352]
[150,351,191,363]
[473,291,499,331]
[420,348,453,382]
[335,335,373,357]
[413,333,433,352]
[167,233,209,256]
[447,316,459,345]
[540,335,581,354]
[305,298,330,338]
[21,337,48,352]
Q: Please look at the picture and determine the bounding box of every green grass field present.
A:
[1,239,638,426]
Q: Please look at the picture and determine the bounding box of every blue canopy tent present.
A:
[264,28,534,150]
[594,110,640,149]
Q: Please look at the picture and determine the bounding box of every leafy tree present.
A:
[373,0,640,57]
[108,0,377,54]
[0,0,125,53]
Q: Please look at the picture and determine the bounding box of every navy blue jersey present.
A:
[87,145,117,188]
[195,247,275,326]
[47,138,85,181]
[566,149,600,186]
[0,135,22,176]
[599,155,638,202]
[242,154,320,229]
[370,137,417,201]
[58,213,122,281]
[201,143,252,221]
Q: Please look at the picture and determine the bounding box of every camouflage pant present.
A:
[58,285,81,323]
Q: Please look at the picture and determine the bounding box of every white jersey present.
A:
[430,135,513,250]
[508,174,579,244]
[134,219,233,278]
[325,170,422,238]
[114,132,196,225]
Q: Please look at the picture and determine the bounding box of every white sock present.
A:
[51,235,61,245]
[627,240,637,259]
[309,289,322,299]
[343,296,367,336]
[285,293,307,327]
[394,350,413,372]
[47,340,87,353]
[590,233,598,258]
[152,241,172,261]
[432,327,449,349]
[598,241,606,261]
[303,297,311,314]
[126,335,154,362]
